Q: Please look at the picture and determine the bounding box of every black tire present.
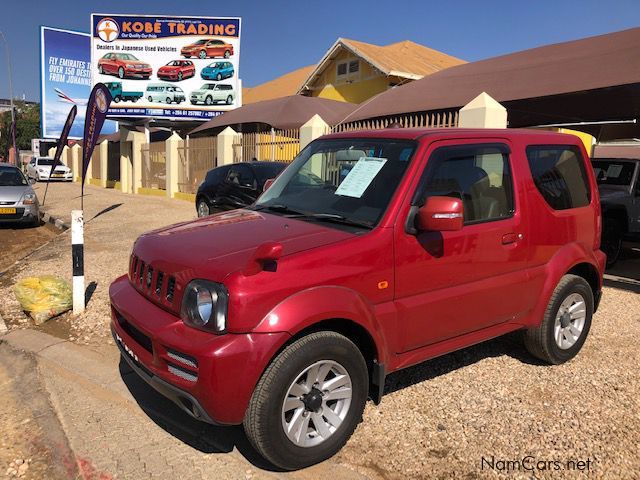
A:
[226,95,233,105]
[148,96,153,102]
[205,95,213,105]
[243,331,368,470]
[602,218,623,267]
[224,50,230,59]
[199,50,207,59]
[196,199,210,217]
[184,55,191,58]
[178,72,183,81]
[166,97,172,104]
[114,95,121,103]
[118,67,124,79]
[524,274,593,365]
[98,65,104,74]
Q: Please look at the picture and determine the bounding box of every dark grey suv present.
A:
[592,158,640,265]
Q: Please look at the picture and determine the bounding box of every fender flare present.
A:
[252,285,389,366]
[525,242,603,328]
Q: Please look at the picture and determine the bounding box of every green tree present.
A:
[0,101,41,157]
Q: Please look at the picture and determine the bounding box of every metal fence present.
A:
[232,129,300,163]
[177,136,217,194]
[140,142,166,190]
[333,111,458,133]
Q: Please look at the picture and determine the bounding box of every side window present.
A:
[227,164,255,187]
[336,63,347,76]
[421,144,514,224]
[526,145,590,210]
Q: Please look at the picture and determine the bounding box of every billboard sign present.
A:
[90,14,241,121]
[40,26,117,139]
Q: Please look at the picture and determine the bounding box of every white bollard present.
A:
[71,210,85,314]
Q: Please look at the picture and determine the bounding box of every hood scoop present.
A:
[242,242,283,276]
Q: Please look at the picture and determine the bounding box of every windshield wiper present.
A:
[256,204,307,216]
[306,213,373,230]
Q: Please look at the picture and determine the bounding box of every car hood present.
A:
[123,60,149,67]
[0,185,32,203]
[159,66,177,71]
[132,209,354,282]
[192,88,208,95]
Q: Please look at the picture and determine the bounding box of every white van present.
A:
[145,83,186,104]
[190,83,235,105]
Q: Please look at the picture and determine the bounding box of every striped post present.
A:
[71,210,85,314]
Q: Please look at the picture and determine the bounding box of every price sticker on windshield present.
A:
[335,157,387,198]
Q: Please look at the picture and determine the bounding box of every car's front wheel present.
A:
[524,274,593,364]
[118,67,125,79]
[199,50,207,59]
[178,72,183,81]
[205,95,213,105]
[244,331,368,470]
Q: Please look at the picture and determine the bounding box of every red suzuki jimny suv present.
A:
[110,128,605,470]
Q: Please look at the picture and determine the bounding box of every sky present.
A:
[1,0,640,102]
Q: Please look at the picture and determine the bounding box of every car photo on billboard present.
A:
[157,60,196,81]
[201,61,234,81]
[97,52,152,79]
[190,83,234,105]
[146,83,186,104]
[181,38,234,59]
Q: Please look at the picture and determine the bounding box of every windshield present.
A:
[255,138,416,229]
[0,166,27,186]
[37,158,56,166]
[118,54,139,61]
[592,159,636,186]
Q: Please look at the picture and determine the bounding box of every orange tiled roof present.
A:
[242,65,315,104]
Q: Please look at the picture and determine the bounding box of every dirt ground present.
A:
[0,223,59,273]
[0,343,77,479]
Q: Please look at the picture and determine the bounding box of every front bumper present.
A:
[109,275,290,425]
[125,68,151,78]
[0,204,38,223]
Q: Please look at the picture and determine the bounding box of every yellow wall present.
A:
[308,48,390,104]
[558,128,595,156]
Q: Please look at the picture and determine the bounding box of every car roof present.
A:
[0,162,19,168]
[323,128,583,144]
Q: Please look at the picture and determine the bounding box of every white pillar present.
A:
[300,114,329,149]
[71,210,85,315]
[458,92,507,129]
[165,132,182,198]
[70,144,81,182]
[217,127,238,166]
[99,140,109,188]
[120,127,146,193]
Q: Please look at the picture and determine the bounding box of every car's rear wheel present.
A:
[118,67,124,79]
[244,331,368,470]
[524,274,593,364]
[196,199,210,217]
[98,65,104,74]
[224,50,230,58]
[199,50,207,59]
[602,218,623,267]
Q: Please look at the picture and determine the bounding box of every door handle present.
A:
[502,233,523,245]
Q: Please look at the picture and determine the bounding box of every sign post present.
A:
[73,83,112,315]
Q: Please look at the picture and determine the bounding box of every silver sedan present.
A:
[0,163,39,227]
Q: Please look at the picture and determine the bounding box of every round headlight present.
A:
[181,280,228,332]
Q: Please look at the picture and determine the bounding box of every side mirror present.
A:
[263,178,275,192]
[416,196,464,232]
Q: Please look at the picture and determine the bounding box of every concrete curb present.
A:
[40,211,70,231]
[1,329,131,400]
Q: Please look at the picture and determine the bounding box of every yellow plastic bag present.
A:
[14,276,73,325]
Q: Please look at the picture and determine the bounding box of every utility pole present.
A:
[0,29,16,164]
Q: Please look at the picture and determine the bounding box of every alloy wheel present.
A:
[281,360,352,448]
[553,293,586,349]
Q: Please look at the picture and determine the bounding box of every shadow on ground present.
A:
[118,358,281,471]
